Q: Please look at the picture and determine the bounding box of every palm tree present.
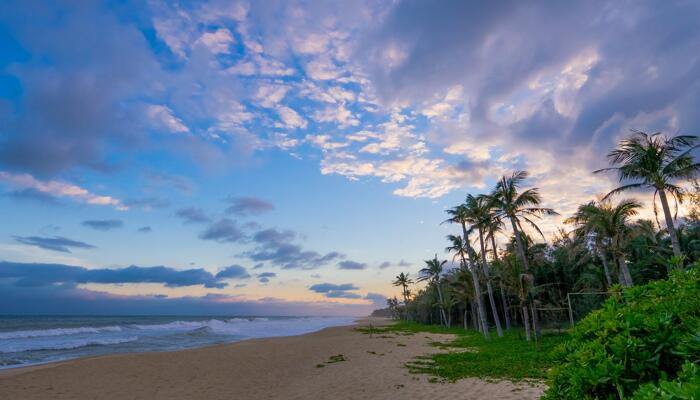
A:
[490,171,558,341]
[445,222,489,338]
[595,130,700,257]
[417,256,448,327]
[567,199,641,287]
[463,194,504,337]
[481,194,512,330]
[392,272,413,320]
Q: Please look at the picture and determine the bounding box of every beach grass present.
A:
[361,321,567,382]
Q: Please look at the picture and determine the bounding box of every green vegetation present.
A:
[544,267,700,399]
[383,321,567,381]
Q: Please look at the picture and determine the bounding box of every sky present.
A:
[1,0,700,316]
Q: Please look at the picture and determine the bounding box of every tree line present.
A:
[389,130,700,341]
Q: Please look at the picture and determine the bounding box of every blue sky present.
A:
[1,0,700,315]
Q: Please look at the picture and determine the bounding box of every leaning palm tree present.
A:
[595,130,700,257]
[417,256,448,327]
[481,194,512,330]
[463,194,504,337]
[490,171,558,341]
[392,272,413,320]
[445,234,489,337]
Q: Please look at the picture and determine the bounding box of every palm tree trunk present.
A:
[521,304,531,342]
[618,255,634,287]
[491,233,512,331]
[471,301,479,331]
[460,223,490,339]
[597,245,613,288]
[499,284,511,330]
[510,216,538,340]
[463,307,468,330]
[435,283,448,327]
[479,228,504,337]
[658,189,682,257]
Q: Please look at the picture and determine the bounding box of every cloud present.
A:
[137,226,152,233]
[175,207,211,224]
[215,265,251,280]
[82,219,124,231]
[276,106,307,129]
[13,236,96,253]
[0,1,159,176]
[243,228,344,269]
[0,261,234,290]
[4,188,61,205]
[199,218,246,243]
[0,172,126,210]
[309,283,359,293]
[256,272,277,283]
[147,104,190,133]
[123,196,170,210]
[225,196,274,216]
[377,260,411,269]
[364,292,387,308]
[337,260,367,270]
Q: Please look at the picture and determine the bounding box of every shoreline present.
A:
[0,317,361,375]
[0,318,544,399]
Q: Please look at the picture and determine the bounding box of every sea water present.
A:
[0,315,355,368]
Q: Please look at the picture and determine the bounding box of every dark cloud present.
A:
[5,188,60,205]
[364,292,387,308]
[309,283,359,293]
[199,218,246,243]
[124,197,170,210]
[175,207,211,224]
[137,226,152,233]
[225,196,274,216]
[0,1,159,176]
[215,265,251,280]
[257,272,276,283]
[0,261,227,289]
[0,280,373,316]
[360,0,700,167]
[338,260,367,270]
[378,260,411,269]
[13,235,96,253]
[325,291,362,299]
[244,228,344,269]
[82,219,124,231]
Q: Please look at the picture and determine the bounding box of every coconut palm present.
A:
[566,199,641,287]
[463,194,504,337]
[595,130,700,257]
[448,268,476,330]
[445,234,490,337]
[417,256,448,327]
[490,171,558,341]
[392,272,413,320]
[481,194,512,330]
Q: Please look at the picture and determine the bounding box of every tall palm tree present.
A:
[490,171,557,341]
[463,194,504,337]
[392,272,413,320]
[595,130,700,257]
[417,256,448,327]
[481,197,512,330]
[445,234,489,337]
[566,199,641,287]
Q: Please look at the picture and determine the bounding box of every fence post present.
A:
[567,293,574,327]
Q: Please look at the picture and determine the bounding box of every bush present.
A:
[544,267,700,399]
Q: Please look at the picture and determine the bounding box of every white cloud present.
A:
[313,104,359,128]
[196,28,234,54]
[254,84,290,108]
[276,106,308,129]
[305,56,343,80]
[147,105,190,133]
[0,172,127,210]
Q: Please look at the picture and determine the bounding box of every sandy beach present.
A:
[0,318,544,399]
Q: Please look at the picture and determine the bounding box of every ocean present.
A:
[0,315,356,369]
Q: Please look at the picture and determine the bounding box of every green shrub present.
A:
[544,267,700,399]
